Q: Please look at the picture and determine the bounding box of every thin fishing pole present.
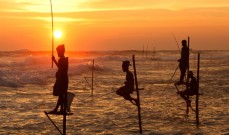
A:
[161,65,179,95]
[50,0,54,68]
[161,33,182,95]
[171,33,181,54]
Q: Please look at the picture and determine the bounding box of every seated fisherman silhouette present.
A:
[49,44,69,114]
[177,71,198,105]
[176,39,189,85]
[116,60,138,106]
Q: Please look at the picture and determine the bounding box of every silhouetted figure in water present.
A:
[116,61,138,106]
[176,40,189,85]
[49,44,69,114]
[177,71,198,105]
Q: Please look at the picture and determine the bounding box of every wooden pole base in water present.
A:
[63,94,67,135]
[133,55,143,134]
[186,36,190,115]
[91,59,94,96]
[196,53,200,125]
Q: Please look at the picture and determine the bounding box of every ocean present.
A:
[0,50,228,135]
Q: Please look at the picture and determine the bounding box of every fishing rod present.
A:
[171,33,181,54]
[161,33,182,95]
[50,0,54,68]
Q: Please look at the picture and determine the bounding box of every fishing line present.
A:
[161,33,182,95]
[80,88,144,104]
[88,88,145,102]
[161,65,179,95]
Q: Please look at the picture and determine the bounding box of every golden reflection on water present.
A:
[0,51,228,134]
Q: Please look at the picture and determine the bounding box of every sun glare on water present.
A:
[54,30,62,39]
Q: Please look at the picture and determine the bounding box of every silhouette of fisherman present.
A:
[49,44,69,114]
[176,39,189,85]
[116,60,138,106]
[177,71,198,105]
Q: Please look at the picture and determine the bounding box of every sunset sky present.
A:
[0,0,229,51]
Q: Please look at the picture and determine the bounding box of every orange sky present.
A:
[0,0,229,51]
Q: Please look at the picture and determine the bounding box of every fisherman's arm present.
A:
[52,55,58,67]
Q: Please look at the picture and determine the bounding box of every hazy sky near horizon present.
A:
[0,0,229,51]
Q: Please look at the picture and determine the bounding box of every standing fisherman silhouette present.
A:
[177,71,198,105]
[49,44,69,114]
[176,39,189,85]
[116,61,138,105]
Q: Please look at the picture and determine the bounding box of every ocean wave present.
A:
[95,55,130,61]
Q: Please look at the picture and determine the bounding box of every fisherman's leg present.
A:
[180,68,186,83]
[49,96,61,113]
[179,91,188,101]
[123,94,138,106]
[59,94,66,112]
[180,69,185,82]
[131,97,139,106]
[116,86,125,96]
[178,62,186,83]
[55,96,63,110]
[179,63,182,81]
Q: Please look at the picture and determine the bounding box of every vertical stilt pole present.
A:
[196,53,200,124]
[91,59,94,96]
[63,94,67,135]
[133,55,143,134]
[186,36,190,115]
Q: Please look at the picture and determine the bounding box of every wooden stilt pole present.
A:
[196,53,200,125]
[186,36,190,115]
[91,59,94,96]
[132,55,143,134]
[63,94,67,135]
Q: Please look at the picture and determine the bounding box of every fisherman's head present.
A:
[56,44,65,57]
[122,60,131,72]
[182,40,187,46]
[188,71,194,77]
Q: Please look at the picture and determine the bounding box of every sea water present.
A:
[0,50,228,135]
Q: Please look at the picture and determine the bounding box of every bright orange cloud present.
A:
[0,1,229,51]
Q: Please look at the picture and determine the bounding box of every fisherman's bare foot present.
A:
[48,110,58,114]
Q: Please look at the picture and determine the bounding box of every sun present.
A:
[54,30,62,39]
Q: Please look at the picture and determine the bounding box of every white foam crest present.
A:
[95,55,129,61]
[0,59,9,67]
[8,56,51,67]
[0,57,111,87]
[0,71,22,87]
[69,61,110,76]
